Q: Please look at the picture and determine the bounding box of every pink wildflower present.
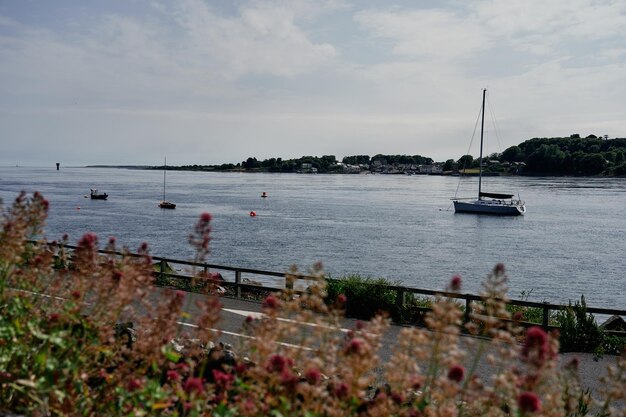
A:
[49,313,60,322]
[337,294,347,305]
[522,326,550,365]
[447,364,465,382]
[166,370,180,382]
[266,354,288,373]
[78,233,97,250]
[391,391,404,404]
[71,290,81,300]
[200,212,212,223]
[345,337,365,355]
[304,368,322,385]
[183,377,204,394]
[450,275,462,291]
[280,369,299,392]
[263,295,279,309]
[333,381,350,399]
[518,391,542,413]
[126,378,142,392]
[212,370,234,387]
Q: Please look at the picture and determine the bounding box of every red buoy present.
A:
[249,211,256,217]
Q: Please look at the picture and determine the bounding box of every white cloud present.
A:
[172,0,338,79]
[0,0,625,166]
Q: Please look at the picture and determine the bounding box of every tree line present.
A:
[158,135,626,176]
[442,135,626,176]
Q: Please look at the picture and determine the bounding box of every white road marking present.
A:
[222,308,351,333]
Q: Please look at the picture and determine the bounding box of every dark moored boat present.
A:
[90,189,108,200]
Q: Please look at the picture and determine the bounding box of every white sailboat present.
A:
[452,89,526,216]
[159,157,176,209]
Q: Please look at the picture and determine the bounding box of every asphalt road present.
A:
[167,289,619,401]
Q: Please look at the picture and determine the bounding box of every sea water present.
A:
[1,166,624,310]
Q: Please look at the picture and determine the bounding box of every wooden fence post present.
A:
[542,303,550,328]
[235,270,241,298]
[396,288,405,317]
[465,298,471,324]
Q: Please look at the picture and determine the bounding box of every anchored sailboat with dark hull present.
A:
[159,157,176,209]
[452,89,526,216]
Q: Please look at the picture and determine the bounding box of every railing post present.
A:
[465,297,471,324]
[542,304,550,328]
[235,270,241,298]
[396,288,405,318]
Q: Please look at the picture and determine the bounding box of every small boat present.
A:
[159,157,176,209]
[261,191,268,198]
[90,189,108,200]
[452,89,525,216]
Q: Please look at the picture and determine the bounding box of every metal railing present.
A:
[39,241,626,334]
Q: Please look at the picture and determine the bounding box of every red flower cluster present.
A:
[447,364,465,382]
[522,326,552,366]
[265,354,293,373]
[263,295,279,310]
[212,369,235,387]
[345,337,365,355]
[518,391,541,413]
[126,378,142,392]
[304,368,322,385]
[78,233,98,251]
[450,275,462,291]
[166,370,180,382]
[183,377,204,394]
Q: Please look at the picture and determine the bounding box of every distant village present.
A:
[298,159,526,175]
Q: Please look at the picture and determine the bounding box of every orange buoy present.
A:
[249,211,256,217]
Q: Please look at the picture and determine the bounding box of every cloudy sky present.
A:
[1,0,625,166]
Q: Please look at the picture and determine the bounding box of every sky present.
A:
[1,0,625,166]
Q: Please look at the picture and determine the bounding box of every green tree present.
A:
[525,144,566,173]
[501,145,524,162]
[579,153,606,175]
[457,154,473,169]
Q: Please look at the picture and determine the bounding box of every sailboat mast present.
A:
[163,157,167,201]
[478,88,486,199]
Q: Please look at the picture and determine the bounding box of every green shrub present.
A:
[325,274,399,320]
[600,334,626,356]
[556,296,604,353]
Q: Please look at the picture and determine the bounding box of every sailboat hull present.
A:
[454,199,525,216]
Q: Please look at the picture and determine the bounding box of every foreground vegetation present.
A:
[2,192,625,416]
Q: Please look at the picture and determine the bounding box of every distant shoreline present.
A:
[81,165,626,178]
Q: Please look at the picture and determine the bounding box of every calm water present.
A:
[1,166,624,309]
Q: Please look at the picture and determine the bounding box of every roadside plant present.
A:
[1,192,625,416]
[556,296,605,354]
